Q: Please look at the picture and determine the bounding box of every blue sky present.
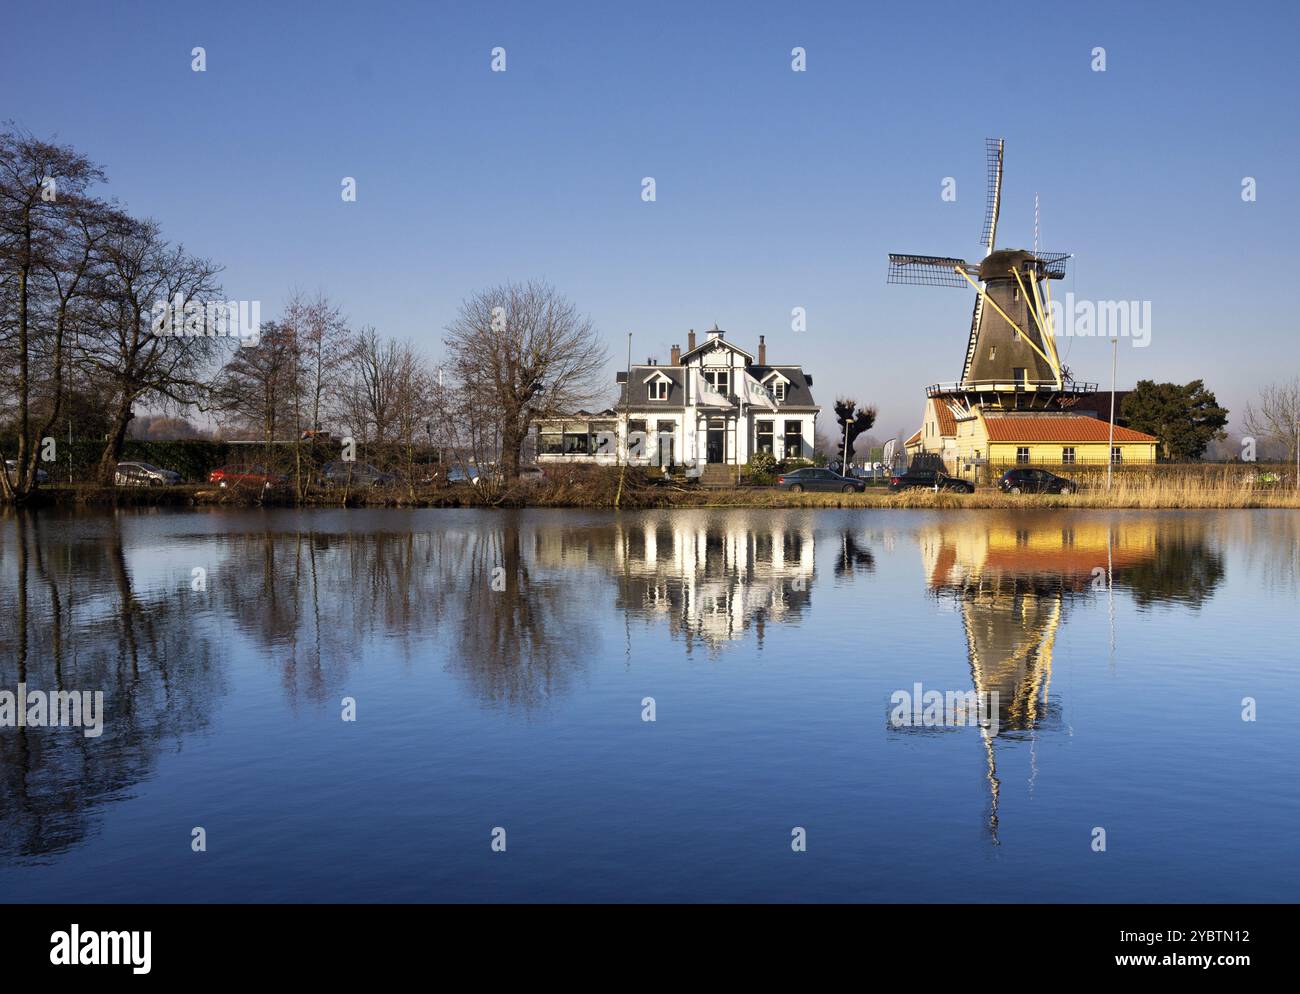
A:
[5,0,1297,439]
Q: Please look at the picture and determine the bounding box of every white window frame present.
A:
[703,369,730,395]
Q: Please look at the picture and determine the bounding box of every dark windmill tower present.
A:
[888,139,1094,411]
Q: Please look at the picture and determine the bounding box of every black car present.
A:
[998,468,1078,494]
[320,461,397,488]
[776,467,866,493]
[888,470,975,493]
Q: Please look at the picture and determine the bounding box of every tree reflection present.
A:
[0,510,225,859]
[1115,518,1226,608]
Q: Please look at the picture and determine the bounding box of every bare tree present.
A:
[284,290,351,434]
[340,326,406,446]
[1243,378,1300,464]
[0,127,115,500]
[76,217,223,484]
[443,281,608,479]
[391,344,434,496]
[212,318,298,449]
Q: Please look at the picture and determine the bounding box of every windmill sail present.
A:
[962,139,1004,385]
[886,138,1074,395]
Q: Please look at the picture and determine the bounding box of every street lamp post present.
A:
[1107,337,1118,490]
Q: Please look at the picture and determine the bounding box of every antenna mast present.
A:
[1034,192,1040,255]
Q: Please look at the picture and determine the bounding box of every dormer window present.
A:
[761,371,791,404]
[644,370,672,401]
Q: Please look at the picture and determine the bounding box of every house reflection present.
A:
[918,513,1221,842]
[534,512,819,652]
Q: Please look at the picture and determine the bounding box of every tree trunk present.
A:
[96,400,135,485]
[501,420,525,480]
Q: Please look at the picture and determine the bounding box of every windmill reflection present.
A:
[920,514,1222,842]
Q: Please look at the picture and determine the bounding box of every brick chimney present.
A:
[687,329,696,351]
[670,343,681,364]
[758,335,766,365]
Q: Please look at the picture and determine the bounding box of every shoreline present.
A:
[13,483,1300,511]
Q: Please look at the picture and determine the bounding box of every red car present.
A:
[208,464,286,488]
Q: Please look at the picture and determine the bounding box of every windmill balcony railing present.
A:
[926,380,1100,397]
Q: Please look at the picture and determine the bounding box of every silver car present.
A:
[4,459,50,484]
[115,461,182,486]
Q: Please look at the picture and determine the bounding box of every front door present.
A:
[706,428,724,463]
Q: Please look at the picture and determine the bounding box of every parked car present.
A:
[517,466,547,484]
[208,464,286,488]
[888,470,975,493]
[998,468,1078,495]
[446,465,482,485]
[320,461,397,488]
[3,460,50,484]
[115,461,182,486]
[776,467,866,493]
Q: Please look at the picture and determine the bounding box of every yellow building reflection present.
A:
[919,514,1159,842]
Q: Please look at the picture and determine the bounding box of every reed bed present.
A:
[666,481,1300,510]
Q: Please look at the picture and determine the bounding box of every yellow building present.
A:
[907,399,1157,478]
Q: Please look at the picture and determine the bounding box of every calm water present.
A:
[1,507,1297,903]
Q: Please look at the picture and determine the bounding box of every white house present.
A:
[534,325,820,476]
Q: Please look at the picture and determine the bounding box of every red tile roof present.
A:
[905,430,922,446]
[981,415,1156,443]
[933,401,957,436]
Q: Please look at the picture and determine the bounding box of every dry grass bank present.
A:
[666,481,1300,510]
[20,465,1300,510]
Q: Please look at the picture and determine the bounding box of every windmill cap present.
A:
[979,248,1043,281]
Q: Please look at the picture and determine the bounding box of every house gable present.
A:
[679,331,753,366]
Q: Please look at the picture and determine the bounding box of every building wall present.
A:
[987,441,1157,466]
[536,409,817,467]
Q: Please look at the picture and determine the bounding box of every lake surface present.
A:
[1,507,1297,903]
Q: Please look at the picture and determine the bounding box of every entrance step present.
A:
[699,464,739,487]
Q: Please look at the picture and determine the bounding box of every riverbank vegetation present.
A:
[25,463,1300,511]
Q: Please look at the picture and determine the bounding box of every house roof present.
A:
[616,365,686,408]
[932,400,958,436]
[981,415,1157,443]
[615,362,819,410]
[747,365,818,409]
[905,429,922,446]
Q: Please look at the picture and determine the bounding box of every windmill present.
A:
[888,139,1078,405]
